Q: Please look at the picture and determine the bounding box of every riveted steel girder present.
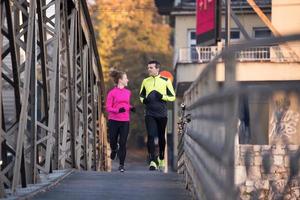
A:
[0,0,107,195]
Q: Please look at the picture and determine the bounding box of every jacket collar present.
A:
[150,74,160,79]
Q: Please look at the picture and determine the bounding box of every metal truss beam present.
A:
[0,0,107,194]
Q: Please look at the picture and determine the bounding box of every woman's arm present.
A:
[105,91,119,113]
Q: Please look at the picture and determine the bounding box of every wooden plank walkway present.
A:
[32,170,191,200]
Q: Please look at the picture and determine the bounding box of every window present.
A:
[188,29,196,46]
[253,27,272,38]
[188,29,197,61]
[221,29,240,40]
[190,31,196,41]
[230,31,240,39]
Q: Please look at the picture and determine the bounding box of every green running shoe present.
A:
[158,157,165,170]
[149,161,157,171]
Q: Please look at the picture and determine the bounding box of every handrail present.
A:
[178,34,300,200]
[176,45,300,64]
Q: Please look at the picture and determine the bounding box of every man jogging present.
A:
[139,60,176,170]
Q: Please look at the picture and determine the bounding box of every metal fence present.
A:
[177,46,219,63]
[176,45,300,64]
[0,0,107,197]
[178,34,300,200]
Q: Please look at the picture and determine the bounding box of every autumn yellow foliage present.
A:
[90,0,172,80]
[90,0,173,146]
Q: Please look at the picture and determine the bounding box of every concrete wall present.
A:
[272,0,300,60]
[174,14,196,50]
[176,63,206,83]
[216,62,300,81]
[272,0,300,35]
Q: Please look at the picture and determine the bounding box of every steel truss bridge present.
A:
[0,0,108,196]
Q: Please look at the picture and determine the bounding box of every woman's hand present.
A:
[118,107,126,113]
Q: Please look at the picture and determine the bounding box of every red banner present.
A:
[196,0,218,45]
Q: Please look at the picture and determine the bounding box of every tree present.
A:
[90,0,173,147]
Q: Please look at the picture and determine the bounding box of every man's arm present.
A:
[139,80,146,103]
[162,79,176,102]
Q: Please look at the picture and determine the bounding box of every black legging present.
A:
[145,116,168,162]
[108,120,129,166]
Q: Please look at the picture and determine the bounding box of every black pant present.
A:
[145,116,168,162]
[108,120,129,166]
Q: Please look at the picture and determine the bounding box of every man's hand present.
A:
[143,98,150,104]
[155,92,163,100]
[118,107,126,113]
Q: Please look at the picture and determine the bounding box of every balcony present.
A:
[175,45,300,65]
[174,45,300,89]
[175,46,218,64]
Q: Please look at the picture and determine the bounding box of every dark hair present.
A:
[147,60,161,69]
[109,69,125,84]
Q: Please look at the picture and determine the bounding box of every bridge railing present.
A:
[178,34,300,200]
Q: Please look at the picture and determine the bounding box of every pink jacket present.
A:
[105,87,132,122]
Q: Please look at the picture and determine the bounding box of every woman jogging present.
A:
[106,69,135,172]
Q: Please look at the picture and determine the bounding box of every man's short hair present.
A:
[148,60,161,69]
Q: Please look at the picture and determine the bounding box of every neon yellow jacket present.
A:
[139,75,175,117]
